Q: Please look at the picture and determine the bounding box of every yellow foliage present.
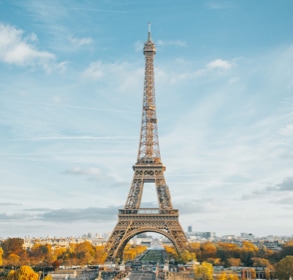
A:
[242,241,258,252]
[0,247,3,266]
[216,271,239,280]
[13,265,39,280]
[201,242,217,258]
[194,261,213,280]
[123,245,147,261]
[164,245,177,256]
[284,239,293,247]
[7,253,20,266]
[6,270,16,280]
[227,258,241,267]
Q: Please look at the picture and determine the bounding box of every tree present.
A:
[227,258,241,267]
[1,238,24,258]
[275,256,293,280]
[194,261,213,280]
[179,250,197,264]
[0,247,3,266]
[240,241,258,266]
[217,242,240,265]
[52,260,61,271]
[6,253,20,267]
[8,266,39,280]
[73,241,96,265]
[201,242,217,260]
[216,271,239,280]
[29,243,52,264]
[279,240,293,260]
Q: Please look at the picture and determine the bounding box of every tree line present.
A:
[0,238,293,279]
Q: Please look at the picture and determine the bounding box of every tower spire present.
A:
[138,23,158,164]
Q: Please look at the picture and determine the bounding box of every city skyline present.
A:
[0,0,293,238]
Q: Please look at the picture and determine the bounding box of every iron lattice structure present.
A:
[105,27,189,262]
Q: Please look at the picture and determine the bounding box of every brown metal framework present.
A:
[105,26,189,262]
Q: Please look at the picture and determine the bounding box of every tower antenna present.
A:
[148,22,151,40]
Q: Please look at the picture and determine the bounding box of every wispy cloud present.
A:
[70,7,127,13]
[68,36,93,47]
[267,177,293,192]
[157,40,187,47]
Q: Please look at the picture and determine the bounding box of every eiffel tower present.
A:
[105,25,189,262]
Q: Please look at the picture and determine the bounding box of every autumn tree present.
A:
[29,243,53,265]
[194,261,213,280]
[8,265,39,280]
[251,257,273,268]
[275,256,293,280]
[1,238,25,258]
[73,241,96,265]
[227,258,241,267]
[0,247,3,266]
[216,271,239,280]
[179,250,197,264]
[6,253,21,267]
[201,242,217,260]
[240,241,258,266]
[94,245,107,264]
[189,242,202,260]
[217,242,240,265]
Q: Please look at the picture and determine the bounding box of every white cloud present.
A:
[65,167,101,176]
[0,23,55,67]
[206,58,234,70]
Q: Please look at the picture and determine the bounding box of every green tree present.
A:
[279,240,293,260]
[275,256,293,280]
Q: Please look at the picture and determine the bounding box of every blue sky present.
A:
[0,0,292,239]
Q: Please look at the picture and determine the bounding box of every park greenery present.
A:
[0,238,293,279]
